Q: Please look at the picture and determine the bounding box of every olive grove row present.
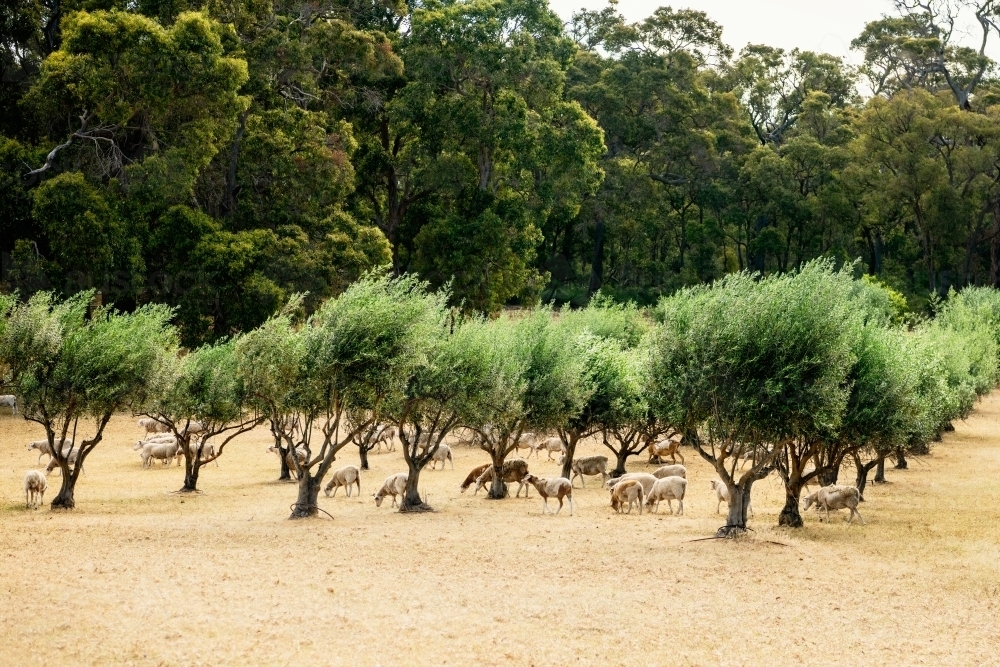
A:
[2,260,998,533]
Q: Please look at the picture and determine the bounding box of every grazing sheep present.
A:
[709,479,753,517]
[27,439,74,466]
[644,476,687,514]
[428,443,454,470]
[373,472,408,508]
[511,432,537,457]
[134,435,178,466]
[529,437,565,461]
[604,473,658,496]
[45,446,84,476]
[137,418,170,435]
[140,440,182,468]
[803,485,865,524]
[610,479,644,515]
[522,473,574,516]
[324,465,361,497]
[179,438,218,467]
[557,455,609,488]
[652,464,687,479]
[473,459,531,497]
[460,464,492,493]
[373,424,397,453]
[181,421,205,436]
[647,436,684,464]
[24,470,46,509]
[0,394,17,414]
[267,445,307,479]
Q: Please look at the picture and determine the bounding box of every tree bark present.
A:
[874,453,886,483]
[279,449,292,480]
[50,460,76,509]
[719,483,750,535]
[894,448,908,469]
[612,449,630,477]
[400,463,430,512]
[289,475,322,519]
[853,451,880,501]
[588,217,605,294]
[358,443,371,471]
[559,431,581,480]
[181,457,201,492]
[819,467,839,486]
[778,479,804,527]
[488,454,507,500]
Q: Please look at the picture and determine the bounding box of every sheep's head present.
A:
[611,497,620,511]
[27,441,40,452]
[133,441,145,451]
[802,493,817,511]
[710,480,721,492]
[523,473,538,484]
[373,493,384,507]
[557,455,566,466]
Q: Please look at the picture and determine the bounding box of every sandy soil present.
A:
[1,395,999,667]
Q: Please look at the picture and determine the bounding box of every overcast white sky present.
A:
[548,0,896,64]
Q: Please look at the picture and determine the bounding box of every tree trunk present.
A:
[50,461,76,509]
[559,432,580,480]
[894,448,908,469]
[718,483,750,535]
[853,452,879,502]
[400,462,430,512]
[778,479,804,527]
[874,453,886,483]
[588,217,605,295]
[488,456,507,500]
[819,467,839,486]
[612,449,629,477]
[289,475,322,519]
[278,449,292,480]
[181,458,200,492]
[358,443,371,471]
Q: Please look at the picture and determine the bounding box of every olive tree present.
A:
[237,274,435,518]
[0,291,176,509]
[593,341,658,477]
[651,261,857,536]
[141,338,263,493]
[469,310,589,499]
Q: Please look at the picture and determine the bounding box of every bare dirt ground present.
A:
[2,396,999,667]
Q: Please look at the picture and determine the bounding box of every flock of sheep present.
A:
[13,412,866,524]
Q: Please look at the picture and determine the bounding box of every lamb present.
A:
[647,435,684,464]
[45,446,84,476]
[604,472,658,496]
[0,394,17,414]
[802,485,865,524]
[137,417,170,435]
[644,476,687,514]
[529,437,565,461]
[460,464,492,493]
[427,443,454,470]
[557,455,609,488]
[610,479,644,515]
[324,465,361,497]
[24,470,46,509]
[472,459,531,497]
[652,464,687,479]
[373,472,408,508]
[709,479,753,517]
[522,473,574,516]
[27,439,74,466]
[140,440,182,468]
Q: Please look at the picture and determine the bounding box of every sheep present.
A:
[473,459,531,497]
[460,464,492,493]
[24,470,46,509]
[644,476,687,514]
[511,432,537,457]
[522,473,574,516]
[428,443,454,470]
[140,440,182,468]
[604,472,658,496]
[652,464,687,479]
[181,420,205,436]
[267,445,307,479]
[647,435,684,464]
[27,439,74,466]
[802,485,865,524]
[0,394,17,414]
[137,417,170,435]
[610,479,644,515]
[529,437,565,461]
[134,434,178,466]
[373,472,408,508]
[45,446,84,476]
[557,454,609,488]
[709,479,753,517]
[179,438,219,467]
[373,424,397,453]
[324,465,361,497]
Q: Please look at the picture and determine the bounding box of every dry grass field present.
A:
[2,396,999,666]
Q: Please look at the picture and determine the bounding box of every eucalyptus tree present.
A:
[469,310,589,498]
[651,261,857,535]
[237,274,437,518]
[141,338,263,493]
[0,291,176,508]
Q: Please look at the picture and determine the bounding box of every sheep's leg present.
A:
[555,497,563,515]
[580,475,585,489]
[678,499,683,515]
[568,496,573,516]
[854,507,865,525]
[667,499,674,515]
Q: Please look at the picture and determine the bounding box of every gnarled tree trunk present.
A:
[874,453,886,483]
[778,479,804,527]
[894,448,908,469]
[488,452,507,500]
[290,475,321,519]
[50,461,77,509]
[559,431,581,480]
[358,443,372,470]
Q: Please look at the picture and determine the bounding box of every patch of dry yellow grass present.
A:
[2,395,1000,666]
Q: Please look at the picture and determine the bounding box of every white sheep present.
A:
[803,485,865,524]
[179,438,218,467]
[644,476,687,514]
[652,464,687,479]
[610,479,644,515]
[373,472,408,508]
[558,455,609,488]
[522,474,574,515]
[140,440,182,468]
[266,445,308,478]
[24,470,46,509]
[324,465,361,497]
[45,446,84,476]
[428,443,454,470]
[27,439,74,466]
[529,437,565,461]
[0,394,17,414]
[137,417,170,435]
[709,479,753,517]
[605,473,658,496]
